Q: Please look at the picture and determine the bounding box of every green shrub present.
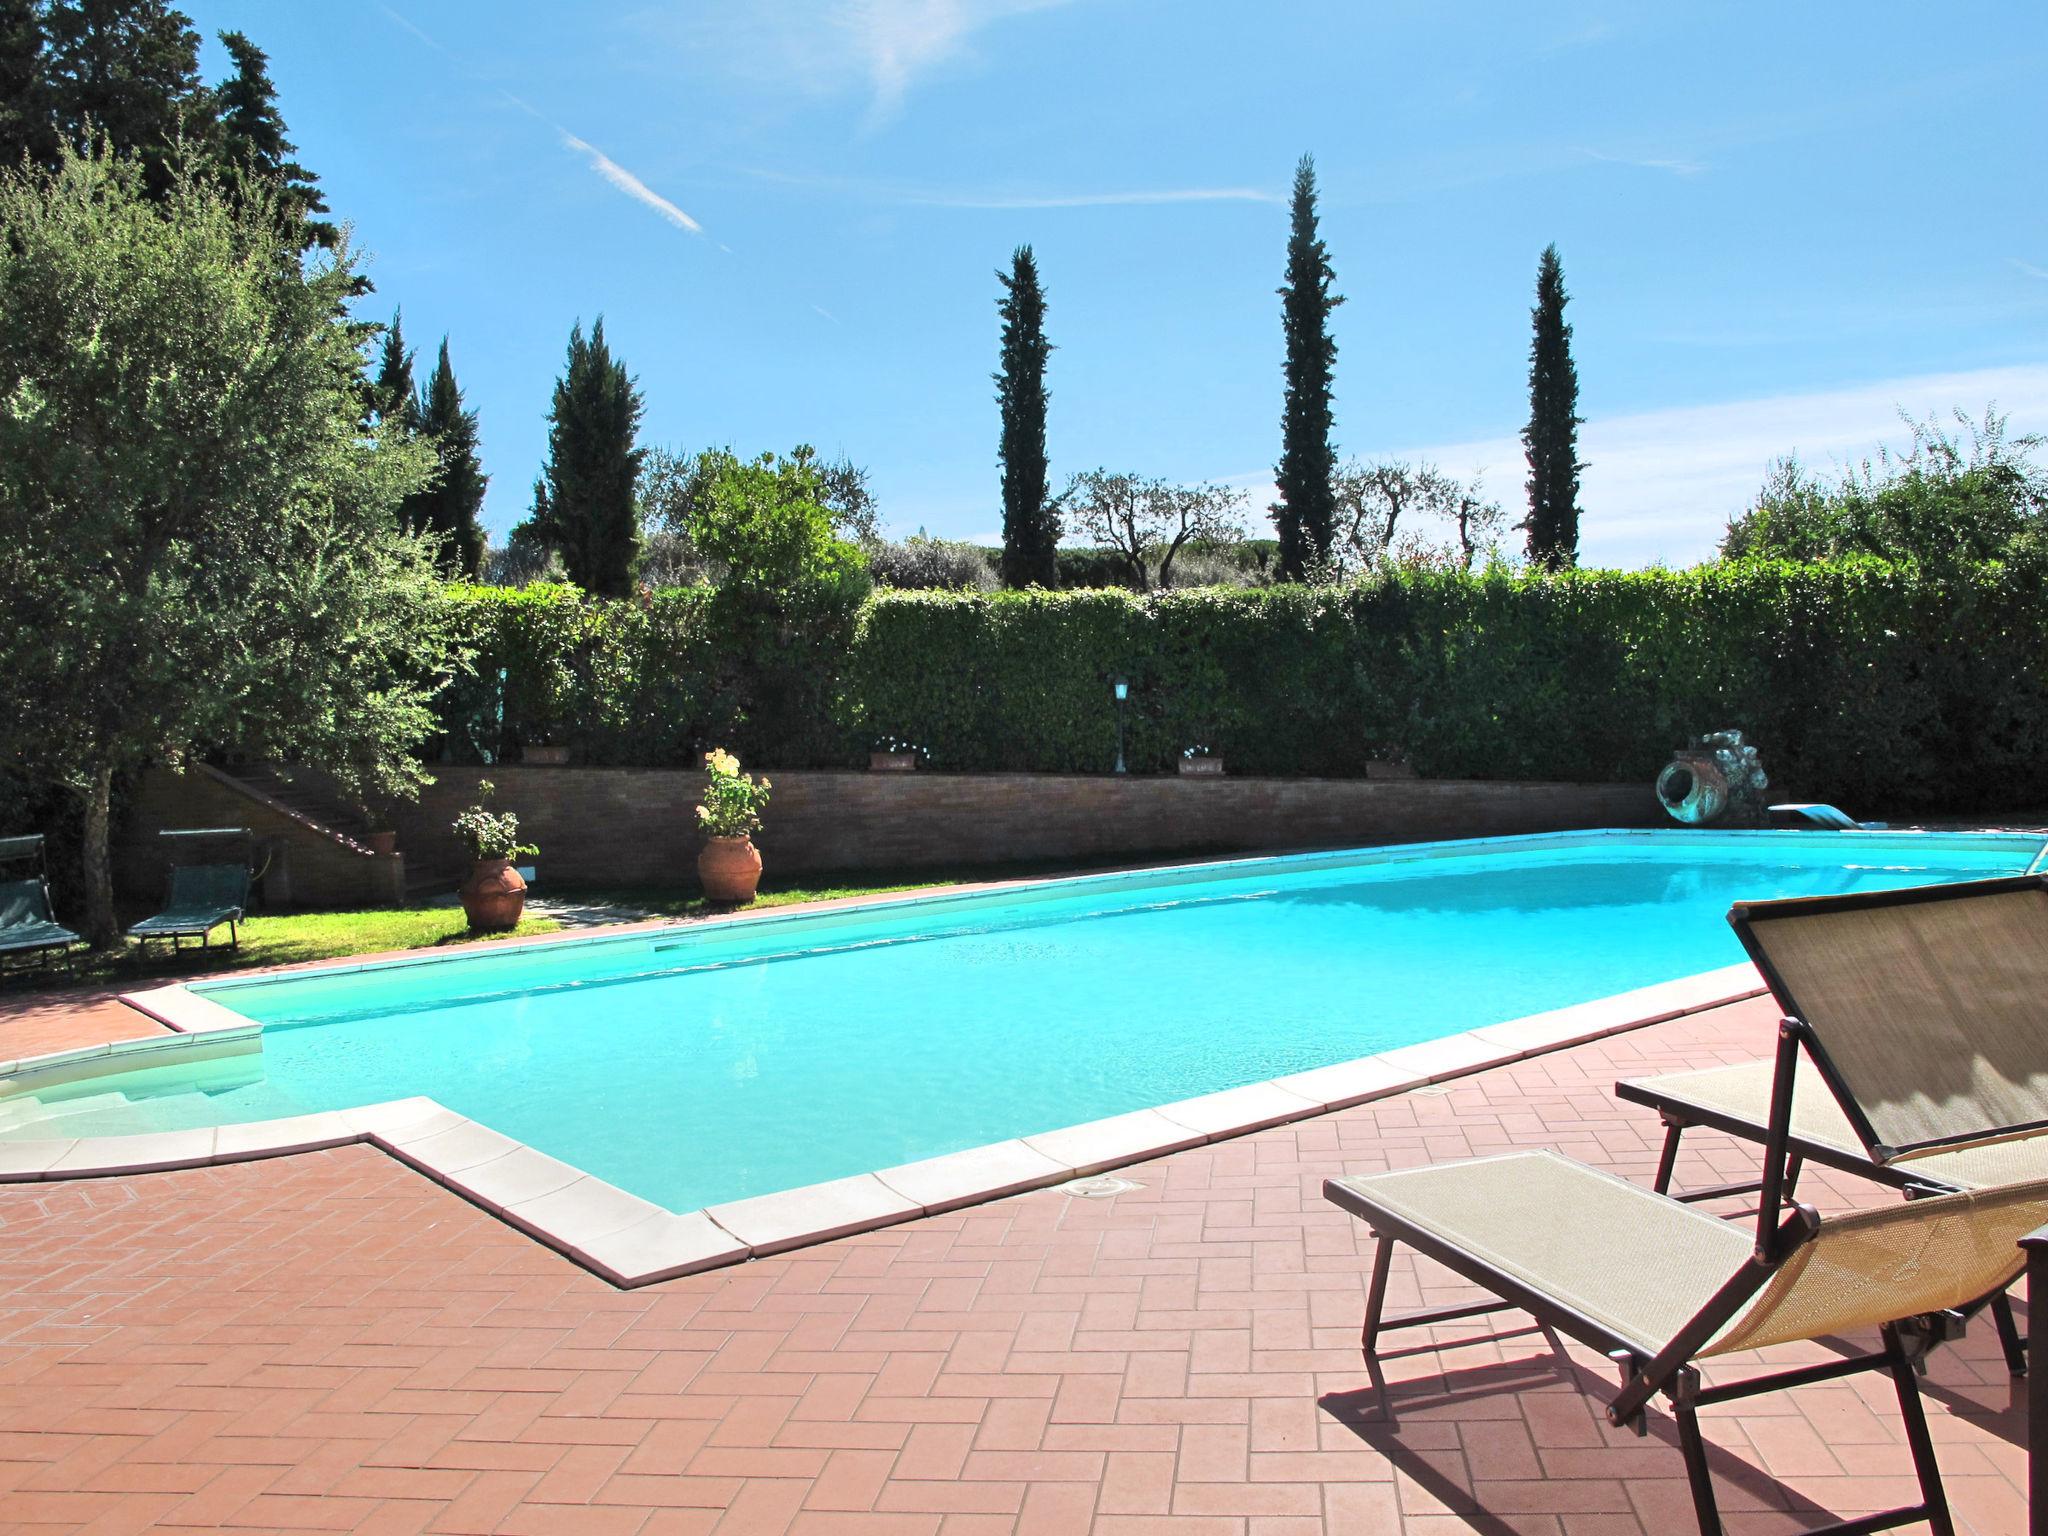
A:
[435,583,724,767]
[432,558,2048,814]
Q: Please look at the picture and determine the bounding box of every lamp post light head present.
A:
[1110,676,1130,774]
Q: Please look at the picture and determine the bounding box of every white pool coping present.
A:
[0,960,1766,1287]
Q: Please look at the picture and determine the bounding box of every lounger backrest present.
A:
[1703,1175,2048,1357]
[1733,876,2048,1153]
[0,877,51,929]
[168,863,248,912]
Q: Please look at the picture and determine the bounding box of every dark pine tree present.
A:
[0,0,52,172]
[1272,153,1343,581]
[995,244,1056,588]
[373,309,418,433]
[1521,243,1583,571]
[529,318,645,597]
[212,28,334,252]
[40,0,207,195]
[408,338,488,577]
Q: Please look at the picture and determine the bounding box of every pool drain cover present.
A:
[1060,1174,1143,1199]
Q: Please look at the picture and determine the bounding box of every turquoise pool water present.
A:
[7,831,2039,1212]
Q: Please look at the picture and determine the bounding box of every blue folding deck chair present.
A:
[0,835,84,973]
[127,829,252,954]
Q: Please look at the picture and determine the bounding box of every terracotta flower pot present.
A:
[698,835,762,904]
[460,857,527,932]
[869,751,919,773]
[365,829,398,856]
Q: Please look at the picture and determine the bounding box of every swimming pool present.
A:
[6,830,2040,1219]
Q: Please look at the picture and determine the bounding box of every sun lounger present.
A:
[1620,1059,2048,1202]
[1616,874,2048,1368]
[127,862,249,952]
[0,878,84,969]
[0,835,83,971]
[1324,877,2048,1530]
[1326,1154,2048,1536]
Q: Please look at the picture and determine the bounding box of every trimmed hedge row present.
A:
[434,561,2048,814]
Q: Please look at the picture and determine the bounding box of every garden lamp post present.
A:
[1112,676,1129,775]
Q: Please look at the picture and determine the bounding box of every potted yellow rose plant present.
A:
[696,749,771,903]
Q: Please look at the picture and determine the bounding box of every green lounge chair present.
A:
[0,835,83,972]
[1615,873,2048,1370]
[128,862,249,953]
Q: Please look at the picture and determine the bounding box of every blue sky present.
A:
[192,2,2047,566]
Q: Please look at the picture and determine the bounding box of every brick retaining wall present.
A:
[379,768,1661,890]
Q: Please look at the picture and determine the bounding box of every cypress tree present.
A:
[1272,153,1342,580]
[212,29,333,252]
[407,338,488,577]
[995,244,1056,587]
[373,310,418,433]
[1521,242,1583,571]
[530,318,644,597]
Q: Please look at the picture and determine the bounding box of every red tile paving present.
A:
[0,992,2030,1533]
[0,980,167,1059]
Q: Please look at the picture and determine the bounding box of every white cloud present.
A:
[1578,147,1706,177]
[557,131,705,235]
[746,167,1277,209]
[680,0,1080,122]
[372,7,710,241]
[851,0,1057,119]
[492,88,709,239]
[1390,363,2048,568]
[373,1,446,54]
[2012,258,2048,281]
[909,186,1278,209]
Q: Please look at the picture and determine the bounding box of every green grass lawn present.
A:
[554,870,966,920]
[224,908,564,968]
[17,908,564,991]
[9,850,1211,996]
[549,849,1208,921]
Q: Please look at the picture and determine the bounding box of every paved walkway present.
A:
[0,993,2028,1534]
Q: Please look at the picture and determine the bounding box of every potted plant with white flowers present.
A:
[452,780,538,932]
[1179,743,1224,777]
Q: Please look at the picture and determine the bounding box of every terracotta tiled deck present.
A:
[0,990,2029,1534]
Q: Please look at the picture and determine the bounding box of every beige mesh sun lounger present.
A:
[1616,874,2048,1370]
[1326,876,2048,1534]
[1326,1153,2048,1536]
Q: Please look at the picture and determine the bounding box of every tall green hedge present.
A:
[434,560,2048,814]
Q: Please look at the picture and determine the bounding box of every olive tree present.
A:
[0,145,455,942]
[1334,460,1507,572]
[1062,470,1248,590]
